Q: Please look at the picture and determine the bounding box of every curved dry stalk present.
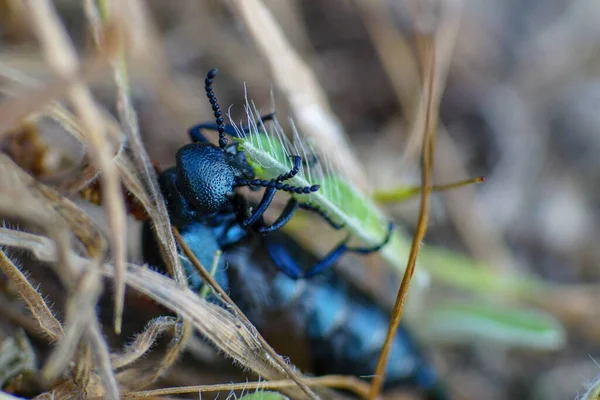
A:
[24,0,128,336]
[368,35,438,400]
[111,317,178,370]
[0,156,115,396]
[84,0,190,332]
[0,251,63,342]
[85,0,195,384]
[0,228,316,399]
[361,0,516,276]
[85,0,138,333]
[139,317,193,392]
[123,375,371,399]
[87,319,120,400]
[107,262,308,397]
[42,261,104,384]
[173,228,318,400]
[2,65,190,391]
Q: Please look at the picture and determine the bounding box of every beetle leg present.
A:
[264,234,350,279]
[344,221,394,254]
[268,222,393,279]
[256,198,299,234]
[298,203,345,230]
[241,186,277,227]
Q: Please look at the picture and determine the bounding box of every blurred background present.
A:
[1,0,600,399]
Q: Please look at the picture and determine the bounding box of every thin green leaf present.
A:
[373,185,425,203]
[373,176,484,204]
[235,124,428,283]
[239,391,289,400]
[418,245,545,298]
[421,302,566,350]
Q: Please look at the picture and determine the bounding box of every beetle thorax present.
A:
[176,143,236,214]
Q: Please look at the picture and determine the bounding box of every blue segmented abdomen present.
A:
[160,221,445,398]
[270,258,439,390]
[222,234,446,399]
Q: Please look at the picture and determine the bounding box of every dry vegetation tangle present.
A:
[0,1,599,400]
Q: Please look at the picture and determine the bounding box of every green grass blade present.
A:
[239,391,289,400]
[235,124,428,282]
[421,302,566,350]
[418,245,546,298]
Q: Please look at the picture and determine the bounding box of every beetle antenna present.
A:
[205,68,227,149]
[234,178,319,195]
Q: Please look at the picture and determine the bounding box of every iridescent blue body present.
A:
[142,68,446,398]
[143,213,445,399]
[220,229,443,396]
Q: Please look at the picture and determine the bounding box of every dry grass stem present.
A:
[366,2,463,396]
[124,374,371,398]
[173,228,318,400]
[111,317,178,370]
[0,55,110,138]
[0,156,110,394]
[101,0,189,288]
[368,33,439,400]
[42,262,102,383]
[87,1,196,380]
[228,0,369,191]
[24,0,128,335]
[86,320,121,400]
[0,251,63,342]
[0,227,314,398]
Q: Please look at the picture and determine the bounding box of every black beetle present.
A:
[142,68,446,399]
[160,68,392,278]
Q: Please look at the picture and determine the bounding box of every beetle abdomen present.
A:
[223,234,446,398]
